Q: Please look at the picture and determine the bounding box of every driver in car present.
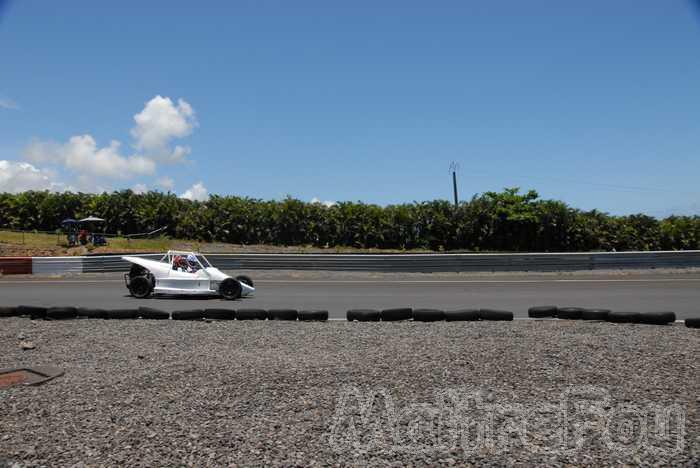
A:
[186,254,200,273]
[173,255,188,272]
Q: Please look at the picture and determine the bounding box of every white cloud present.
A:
[0,98,19,110]
[156,176,175,191]
[132,183,148,194]
[14,94,197,194]
[23,139,62,163]
[24,135,156,179]
[131,95,197,161]
[0,160,59,193]
[167,145,191,163]
[180,181,209,202]
[311,197,337,208]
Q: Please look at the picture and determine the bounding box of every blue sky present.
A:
[1,1,700,216]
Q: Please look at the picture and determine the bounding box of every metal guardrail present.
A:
[32,257,83,274]
[69,250,700,273]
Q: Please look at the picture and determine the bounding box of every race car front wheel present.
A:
[235,275,254,288]
[219,278,242,300]
[129,276,152,299]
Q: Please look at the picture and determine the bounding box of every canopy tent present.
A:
[79,216,105,223]
[61,218,78,225]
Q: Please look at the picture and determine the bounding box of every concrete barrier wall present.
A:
[4,250,700,275]
[3,250,700,275]
[209,251,700,272]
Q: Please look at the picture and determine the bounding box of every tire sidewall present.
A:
[219,278,242,300]
[129,276,152,298]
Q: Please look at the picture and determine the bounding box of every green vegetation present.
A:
[1,188,698,252]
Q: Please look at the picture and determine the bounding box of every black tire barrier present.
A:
[78,308,107,319]
[528,306,557,318]
[346,309,380,322]
[444,309,479,321]
[479,309,514,321]
[171,309,204,321]
[46,307,78,320]
[204,308,235,320]
[638,311,676,325]
[139,307,170,320]
[607,311,640,324]
[268,309,298,321]
[581,308,610,321]
[412,309,444,322]
[236,309,268,320]
[298,310,329,321]
[685,318,700,328]
[0,306,20,318]
[18,305,47,320]
[381,308,412,321]
[556,307,584,320]
[107,309,139,320]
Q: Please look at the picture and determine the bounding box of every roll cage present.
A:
[159,250,212,270]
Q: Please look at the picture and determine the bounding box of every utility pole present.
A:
[449,162,459,208]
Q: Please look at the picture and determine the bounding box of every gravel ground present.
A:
[0,318,698,467]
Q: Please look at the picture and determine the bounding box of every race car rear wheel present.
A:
[219,278,242,300]
[129,276,152,299]
[235,275,254,288]
[129,263,148,277]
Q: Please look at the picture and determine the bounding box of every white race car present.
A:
[122,250,254,299]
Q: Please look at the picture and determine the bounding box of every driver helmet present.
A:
[187,254,198,267]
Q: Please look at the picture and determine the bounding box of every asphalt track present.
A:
[1,271,699,319]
